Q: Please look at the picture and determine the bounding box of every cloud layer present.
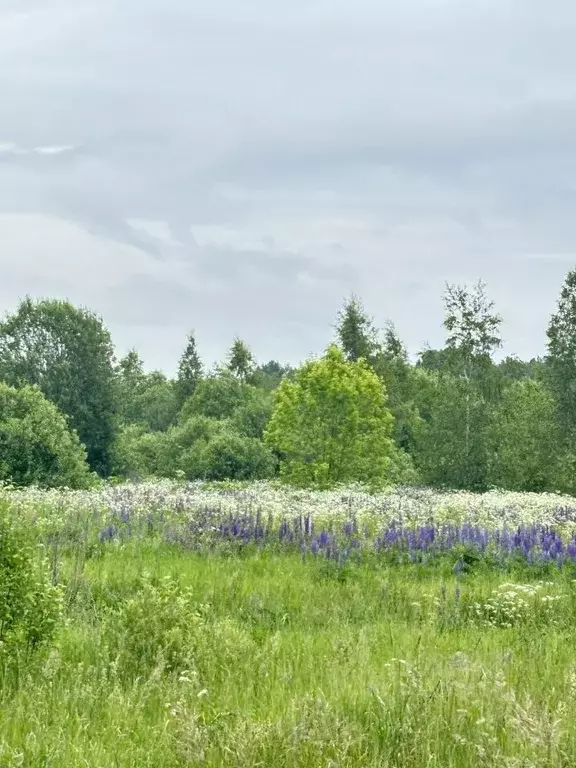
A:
[1,0,575,370]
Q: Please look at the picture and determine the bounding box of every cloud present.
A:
[0,0,575,369]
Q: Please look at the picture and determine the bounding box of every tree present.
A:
[179,373,253,422]
[226,338,254,381]
[230,389,274,439]
[335,295,378,363]
[443,280,502,365]
[116,354,178,432]
[373,323,422,454]
[0,298,116,476]
[0,383,92,488]
[176,331,202,404]
[264,345,395,488]
[412,372,489,491]
[250,360,292,391]
[497,356,545,385]
[546,269,576,443]
[487,380,562,492]
[117,350,145,389]
[438,281,502,479]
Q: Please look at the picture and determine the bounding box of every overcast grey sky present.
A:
[1,0,575,371]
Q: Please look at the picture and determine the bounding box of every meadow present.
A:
[3,482,576,766]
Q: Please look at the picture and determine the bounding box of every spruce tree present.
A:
[176,331,203,404]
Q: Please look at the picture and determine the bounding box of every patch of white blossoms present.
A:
[1,480,576,536]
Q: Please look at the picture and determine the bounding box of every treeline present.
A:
[2,268,576,493]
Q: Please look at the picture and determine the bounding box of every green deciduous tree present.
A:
[487,380,562,492]
[196,431,277,481]
[250,360,292,391]
[116,352,178,432]
[227,338,254,382]
[546,268,576,444]
[264,345,395,488]
[444,280,502,363]
[180,372,254,422]
[230,389,274,439]
[0,383,92,488]
[335,295,378,363]
[0,298,116,475]
[412,372,489,491]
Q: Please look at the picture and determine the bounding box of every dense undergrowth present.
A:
[2,483,576,766]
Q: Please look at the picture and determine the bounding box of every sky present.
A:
[1,0,576,372]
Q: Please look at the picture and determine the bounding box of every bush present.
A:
[108,576,202,677]
[0,383,93,488]
[113,414,277,482]
[111,424,168,479]
[0,509,62,660]
[198,431,277,481]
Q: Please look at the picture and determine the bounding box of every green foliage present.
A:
[413,372,490,490]
[497,355,546,385]
[109,575,202,677]
[111,423,165,479]
[161,416,226,479]
[227,337,254,381]
[180,373,256,422]
[250,360,292,391]
[0,510,62,660]
[373,325,422,453]
[176,331,203,405]
[547,268,576,444]
[230,389,274,439]
[443,279,502,364]
[131,372,179,432]
[487,379,563,492]
[199,431,277,481]
[3,540,576,767]
[116,353,179,432]
[114,415,276,482]
[265,345,394,488]
[0,298,116,475]
[0,383,92,489]
[336,294,378,363]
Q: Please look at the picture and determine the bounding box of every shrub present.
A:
[0,383,93,488]
[109,576,203,677]
[0,509,62,661]
[198,431,277,481]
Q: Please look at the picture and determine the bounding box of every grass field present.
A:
[2,482,576,767]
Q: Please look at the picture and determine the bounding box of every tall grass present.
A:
[2,538,576,766]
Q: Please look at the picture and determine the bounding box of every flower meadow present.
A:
[7,480,576,566]
[4,482,576,766]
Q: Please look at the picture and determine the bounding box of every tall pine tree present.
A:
[176,331,203,405]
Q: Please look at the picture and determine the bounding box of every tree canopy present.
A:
[264,345,395,488]
[0,382,92,488]
[0,298,116,476]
